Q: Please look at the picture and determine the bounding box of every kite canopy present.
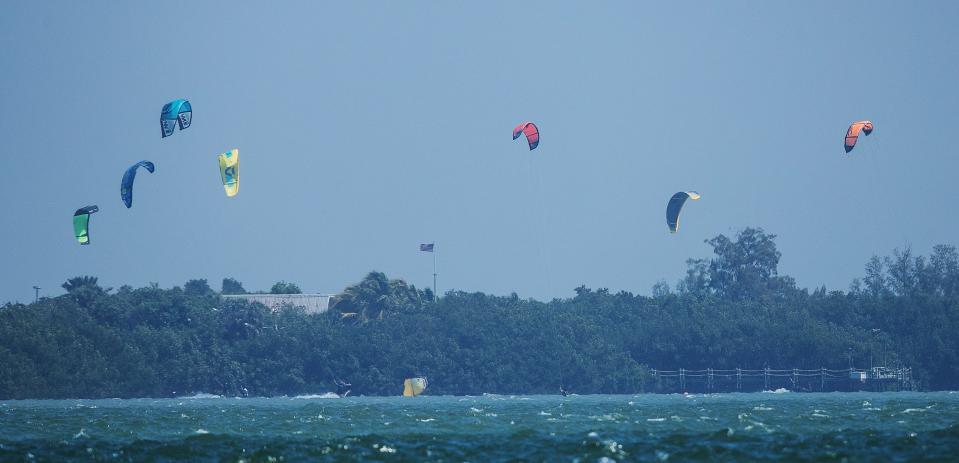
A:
[512,122,540,150]
[73,205,99,245]
[217,149,239,197]
[844,120,873,153]
[160,99,192,138]
[403,377,428,397]
[120,161,155,208]
[666,191,701,234]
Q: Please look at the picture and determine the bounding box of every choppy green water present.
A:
[1,392,958,462]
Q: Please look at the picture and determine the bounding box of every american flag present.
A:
[419,243,434,252]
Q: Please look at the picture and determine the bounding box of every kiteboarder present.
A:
[334,377,351,398]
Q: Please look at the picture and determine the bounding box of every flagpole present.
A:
[432,248,437,300]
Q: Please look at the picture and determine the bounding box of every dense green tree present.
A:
[330,271,423,322]
[221,277,246,295]
[270,281,302,294]
[0,230,956,399]
[931,245,959,297]
[61,275,107,307]
[863,256,887,297]
[62,276,100,293]
[686,227,796,300]
[184,279,214,297]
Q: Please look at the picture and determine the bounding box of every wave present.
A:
[291,393,341,399]
[180,393,222,399]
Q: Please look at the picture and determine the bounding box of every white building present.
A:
[222,294,333,314]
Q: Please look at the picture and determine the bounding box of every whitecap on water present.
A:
[901,408,926,414]
[291,393,340,399]
[647,418,666,422]
[538,411,552,416]
[753,406,774,411]
[182,393,221,399]
[591,414,620,422]
[762,388,790,394]
[195,429,210,434]
[656,450,670,461]
[417,418,436,422]
[73,428,87,439]
[601,439,624,456]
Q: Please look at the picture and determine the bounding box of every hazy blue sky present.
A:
[2,1,957,303]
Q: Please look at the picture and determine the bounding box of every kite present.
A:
[161,99,192,138]
[512,122,540,150]
[844,120,873,153]
[120,161,155,208]
[666,191,701,233]
[217,149,239,197]
[73,206,99,245]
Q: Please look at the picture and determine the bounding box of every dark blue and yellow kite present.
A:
[666,191,701,234]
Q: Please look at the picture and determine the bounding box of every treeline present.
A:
[0,227,957,399]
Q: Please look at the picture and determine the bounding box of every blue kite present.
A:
[160,99,192,138]
[121,161,155,208]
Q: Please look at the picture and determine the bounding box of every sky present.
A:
[1,1,957,303]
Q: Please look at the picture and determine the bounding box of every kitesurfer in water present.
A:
[334,378,352,398]
[560,386,570,397]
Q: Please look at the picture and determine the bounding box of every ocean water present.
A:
[1,392,958,462]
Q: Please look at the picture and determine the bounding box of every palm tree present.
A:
[331,272,424,322]
[62,276,100,293]
[61,276,105,307]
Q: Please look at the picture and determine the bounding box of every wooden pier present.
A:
[651,367,913,393]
